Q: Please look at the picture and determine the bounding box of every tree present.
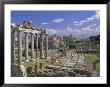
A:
[68,40,77,49]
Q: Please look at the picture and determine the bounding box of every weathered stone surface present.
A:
[31,33,34,59]
[11,31,15,65]
[45,34,48,58]
[36,33,38,58]
[90,70,98,77]
[18,30,22,65]
[40,33,43,58]
[11,64,27,77]
[26,67,35,77]
[25,32,28,60]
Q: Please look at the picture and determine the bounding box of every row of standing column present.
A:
[25,32,38,60]
[40,32,48,58]
[11,30,15,65]
[11,30,48,65]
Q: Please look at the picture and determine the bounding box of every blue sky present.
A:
[11,11,100,39]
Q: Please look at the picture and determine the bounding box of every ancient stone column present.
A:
[89,41,92,50]
[45,33,48,58]
[31,32,34,59]
[25,32,28,60]
[11,30,15,65]
[18,30,22,65]
[36,33,38,58]
[40,32,43,58]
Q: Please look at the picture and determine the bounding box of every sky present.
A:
[11,11,100,39]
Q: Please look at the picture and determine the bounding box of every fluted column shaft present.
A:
[89,41,91,50]
[11,30,15,65]
[18,30,22,65]
[25,32,28,60]
[36,33,38,58]
[45,34,48,58]
[31,33,34,59]
[40,33,43,58]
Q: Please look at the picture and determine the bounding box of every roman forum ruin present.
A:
[11,20,100,77]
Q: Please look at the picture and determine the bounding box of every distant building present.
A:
[63,34,71,42]
[80,35,100,50]
[48,34,64,49]
[63,34,76,47]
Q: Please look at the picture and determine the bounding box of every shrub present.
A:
[68,43,76,49]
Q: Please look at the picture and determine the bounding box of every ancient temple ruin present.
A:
[11,21,48,66]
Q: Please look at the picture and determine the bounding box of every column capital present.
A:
[45,31,48,35]
[45,33,48,35]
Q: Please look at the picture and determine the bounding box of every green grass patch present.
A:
[85,54,100,70]
[85,54,99,64]
[96,62,100,71]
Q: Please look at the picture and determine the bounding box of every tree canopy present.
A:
[68,40,77,49]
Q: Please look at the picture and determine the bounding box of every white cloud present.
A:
[87,10,100,21]
[67,26,72,31]
[96,26,100,30]
[87,24,97,28]
[74,23,80,26]
[74,21,79,24]
[47,29,58,35]
[47,11,100,38]
[81,27,100,38]
[74,22,82,26]
[73,21,82,26]
[87,16,95,21]
[42,22,49,25]
[52,18,64,23]
[73,11,100,26]
[47,25,100,39]
[80,20,86,23]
